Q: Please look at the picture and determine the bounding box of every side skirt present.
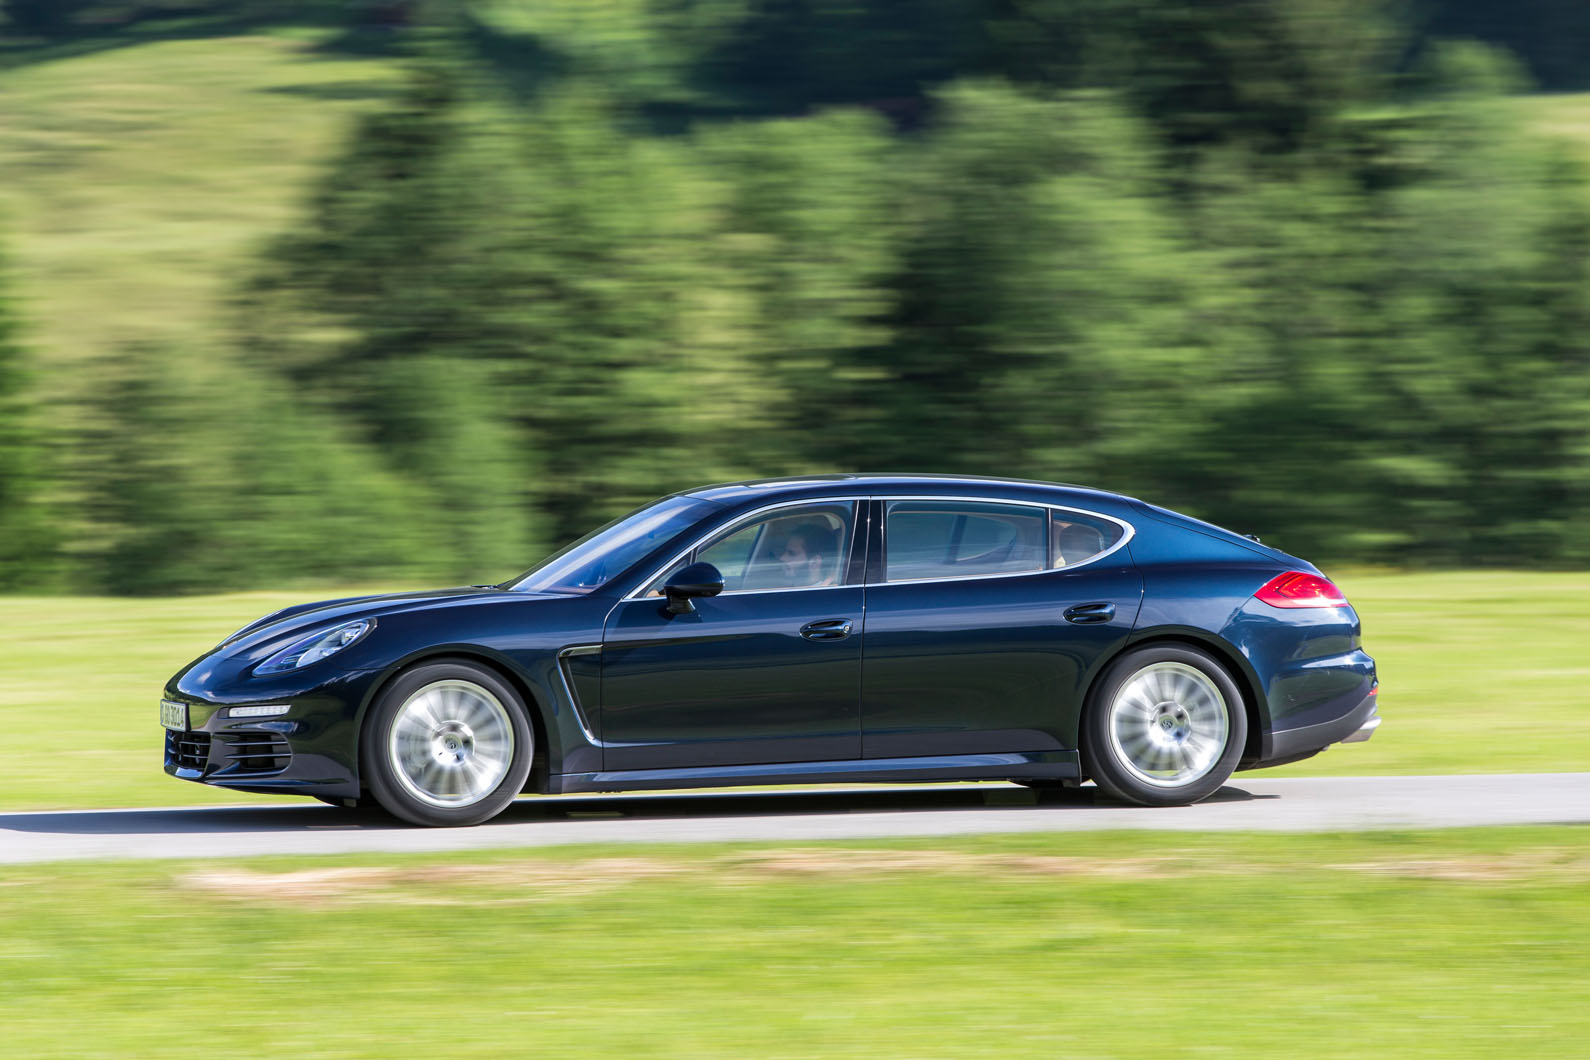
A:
[546,750,1080,795]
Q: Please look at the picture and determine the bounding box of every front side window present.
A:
[647,502,858,595]
[884,501,1048,582]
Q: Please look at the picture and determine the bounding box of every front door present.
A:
[600,501,864,770]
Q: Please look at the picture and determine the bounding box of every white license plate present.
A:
[159,699,189,731]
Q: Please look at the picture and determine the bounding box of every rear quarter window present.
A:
[1052,514,1126,567]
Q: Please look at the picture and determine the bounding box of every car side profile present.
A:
[161,475,1380,826]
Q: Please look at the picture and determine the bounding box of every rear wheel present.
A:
[1081,645,1246,806]
[362,660,533,826]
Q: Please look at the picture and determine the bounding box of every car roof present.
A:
[679,474,1138,508]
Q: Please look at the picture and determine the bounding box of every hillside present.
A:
[0,30,398,386]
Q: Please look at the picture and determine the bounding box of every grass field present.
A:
[0,827,1586,1057]
[1528,93,1590,161]
[0,29,398,387]
[1,569,1585,812]
[1274,569,1590,778]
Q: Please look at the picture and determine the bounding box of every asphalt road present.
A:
[3,773,1588,864]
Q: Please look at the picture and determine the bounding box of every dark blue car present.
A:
[162,475,1380,825]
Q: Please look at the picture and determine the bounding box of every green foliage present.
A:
[7,1,1590,589]
[1423,0,1590,90]
[62,346,441,594]
[826,84,1203,479]
[2,0,86,35]
[0,238,48,589]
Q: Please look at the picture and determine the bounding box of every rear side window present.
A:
[884,501,1048,582]
[1052,513,1125,567]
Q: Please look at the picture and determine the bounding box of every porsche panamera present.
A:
[162,475,1380,826]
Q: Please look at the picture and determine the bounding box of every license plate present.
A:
[159,699,189,731]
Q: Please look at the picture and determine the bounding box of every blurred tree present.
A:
[10,0,1585,591]
[65,346,445,594]
[689,108,899,470]
[991,0,1401,163]
[245,35,549,570]
[693,0,988,118]
[0,238,49,589]
[1422,0,1590,90]
[819,83,1207,488]
[2,0,87,35]
[247,33,755,549]
[1359,48,1590,565]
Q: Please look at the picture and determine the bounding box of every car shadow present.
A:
[1,783,1276,837]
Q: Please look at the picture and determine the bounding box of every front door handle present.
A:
[799,619,854,641]
[1064,602,1116,624]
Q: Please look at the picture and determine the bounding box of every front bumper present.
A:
[161,668,384,799]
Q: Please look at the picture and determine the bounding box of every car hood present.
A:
[220,586,563,656]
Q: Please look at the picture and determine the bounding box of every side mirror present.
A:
[663,561,725,615]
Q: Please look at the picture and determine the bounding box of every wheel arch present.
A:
[1096,630,1268,764]
[352,649,554,794]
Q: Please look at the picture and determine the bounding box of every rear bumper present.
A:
[1260,687,1381,765]
[1340,712,1382,743]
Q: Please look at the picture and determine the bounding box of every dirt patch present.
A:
[178,849,1203,906]
[182,857,688,906]
[176,848,1590,906]
[1330,853,1590,882]
[722,848,1189,880]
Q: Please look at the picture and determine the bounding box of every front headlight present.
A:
[253,619,375,676]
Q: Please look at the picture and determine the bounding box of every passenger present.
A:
[1057,522,1106,565]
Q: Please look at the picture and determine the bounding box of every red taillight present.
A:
[1254,571,1349,609]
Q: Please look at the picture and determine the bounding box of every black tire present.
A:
[311,794,397,822]
[312,795,358,808]
[361,659,534,827]
[1081,645,1247,807]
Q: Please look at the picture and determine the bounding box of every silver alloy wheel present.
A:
[386,679,515,809]
[1106,661,1230,788]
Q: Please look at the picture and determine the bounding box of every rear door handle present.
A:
[1064,602,1116,624]
[799,619,854,641]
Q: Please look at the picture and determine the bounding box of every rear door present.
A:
[860,499,1141,758]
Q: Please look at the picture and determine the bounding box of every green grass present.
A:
[1526,92,1590,161]
[1,828,1587,1057]
[0,30,399,384]
[0,587,403,811]
[1,570,1585,812]
[1270,569,1590,778]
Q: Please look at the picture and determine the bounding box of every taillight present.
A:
[1254,571,1348,609]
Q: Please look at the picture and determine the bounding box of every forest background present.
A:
[3,0,1589,595]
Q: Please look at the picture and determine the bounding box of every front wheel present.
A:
[1081,645,1247,806]
[361,660,533,826]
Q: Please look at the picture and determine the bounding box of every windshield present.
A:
[507,495,722,595]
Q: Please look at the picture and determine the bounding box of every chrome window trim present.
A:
[621,494,1135,600]
[878,496,1135,585]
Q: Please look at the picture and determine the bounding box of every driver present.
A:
[778,523,839,587]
